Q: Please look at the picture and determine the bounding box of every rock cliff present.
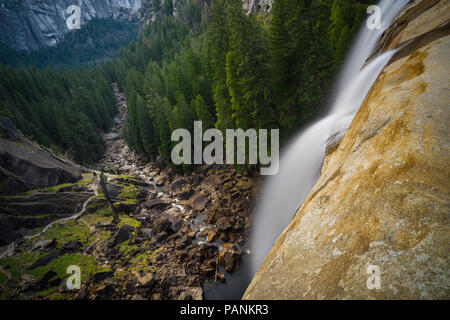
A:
[0,116,81,195]
[0,0,141,51]
[243,0,272,14]
[244,0,450,300]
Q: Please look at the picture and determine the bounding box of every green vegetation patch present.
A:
[28,254,109,282]
[24,174,93,195]
[0,271,8,284]
[118,184,138,200]
[118,242,157,275]
[118,214,141,229]
[0,251,38,280]
[42,220,91,247]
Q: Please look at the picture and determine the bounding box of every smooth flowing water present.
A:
[249,0,409,277]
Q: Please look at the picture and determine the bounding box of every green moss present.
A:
[0,251,38,279]
[28,254,109,282]
[83,210,109,225]
[118,184,138,200]
[24,183,72,194]
[97,188,104,196]
[118,243,157,274]
[23,174,93,195]
[29,253,110,299]
[42,220,91,247]
[47,292,68,300]
[118,214,141,229]
[0,271,8,283]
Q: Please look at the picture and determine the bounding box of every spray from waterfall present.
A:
[250,0,409,275]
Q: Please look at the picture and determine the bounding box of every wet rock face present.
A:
[0,0,141,51]
[244,2,450,300]
[0,117,81,195]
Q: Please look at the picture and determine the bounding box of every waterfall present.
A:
[250,0,409,275]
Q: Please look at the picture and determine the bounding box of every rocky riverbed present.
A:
[0,83,260,300]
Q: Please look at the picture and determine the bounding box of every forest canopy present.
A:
[106,0,370,171]
[0,0,371,168]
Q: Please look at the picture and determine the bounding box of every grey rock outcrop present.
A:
[0,0,141,51]
[243,0,273,14]
[0,116,81,195]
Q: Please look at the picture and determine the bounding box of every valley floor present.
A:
[0,84,260,300]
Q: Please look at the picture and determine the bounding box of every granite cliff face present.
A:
[0,0,141,51]
[244,0,450,300]
[243,0,272,14]
[138,0,271,24]
[0,117,81,195]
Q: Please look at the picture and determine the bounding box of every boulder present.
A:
[180,287,203,300]
[153,217,172,234]
[92,271,114,284]
[94,284,116,300]
[108,225,133,247]
[175,235,191,249]
[59,240,83,254]
[31,239,55,251]
[216,217,232,231]
[207,231,216,243]
[155,156,167,170]
[151,293,162,300]
[151,231,168,244]
[168,216,186,233]
[145,199,171,210]
[38,270,59,289]
[191,175,203,186]
[136,228,152,239]
[172,178,187,191]
[115,201,137,214]
[178,189,195,201]
[106,184,121,197]
[27,250,59,270]
[202,175,221,187]
[218,243,240,272]
[154,174,167,186]
[190,194,208,211]
[136,272,154,288]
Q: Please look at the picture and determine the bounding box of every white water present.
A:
[250,0,409,275]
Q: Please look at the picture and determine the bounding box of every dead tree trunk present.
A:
[100,173,120,223]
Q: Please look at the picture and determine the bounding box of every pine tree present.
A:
[207,0,233,132]
[194,94,215,130]
[136,93,159,159]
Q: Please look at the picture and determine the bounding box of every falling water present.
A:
[250,0,409,275]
